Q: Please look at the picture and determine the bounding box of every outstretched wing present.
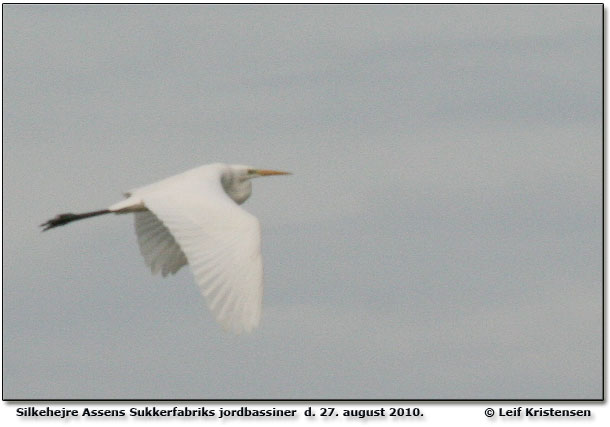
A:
[134,210,188,277]
[140,189,263,334]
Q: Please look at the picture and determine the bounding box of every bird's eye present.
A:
[247,169,257,175]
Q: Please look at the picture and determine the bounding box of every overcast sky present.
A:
[2,4,602,399]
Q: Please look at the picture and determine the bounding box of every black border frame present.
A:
[1,1,605,403]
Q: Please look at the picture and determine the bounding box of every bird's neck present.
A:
[221,174,252,205]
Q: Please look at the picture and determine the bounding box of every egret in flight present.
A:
[41,163,291,334]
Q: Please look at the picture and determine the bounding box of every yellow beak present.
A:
[256,169,292,176]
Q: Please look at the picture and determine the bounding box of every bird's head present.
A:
[222,164,291,205]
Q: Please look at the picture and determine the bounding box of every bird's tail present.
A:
[41,209,112,231]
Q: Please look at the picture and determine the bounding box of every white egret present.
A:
[41,163,291,334]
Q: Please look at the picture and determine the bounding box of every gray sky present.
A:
[2,4,602,399]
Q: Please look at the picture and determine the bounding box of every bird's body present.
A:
[109,163,252,212]
[41,163,290,334]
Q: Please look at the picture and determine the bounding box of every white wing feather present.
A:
[134,211,187,277]
[138,183,263,334]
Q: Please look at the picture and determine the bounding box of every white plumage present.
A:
[42,163,290,334]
